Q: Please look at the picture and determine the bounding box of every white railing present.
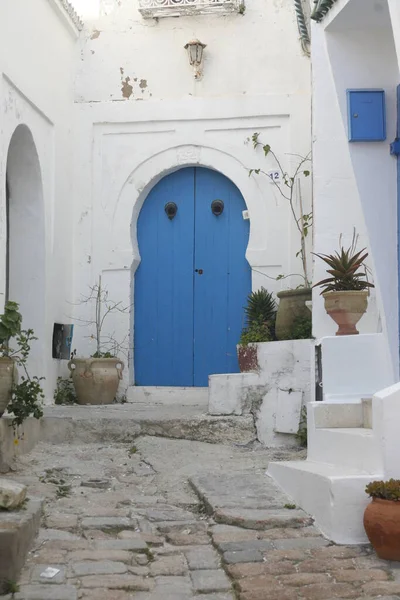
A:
[138,0,241,18]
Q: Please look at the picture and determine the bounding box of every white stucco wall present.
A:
[311,0,400,381]
[72,0,312,385]
[0,0,78,398]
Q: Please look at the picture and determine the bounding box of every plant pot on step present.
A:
[237,344,258,373]
[364,498,400,560]
[0,358,17,417]
[323,290,368,336]
[68,357,124,405]
[275,288,312,340]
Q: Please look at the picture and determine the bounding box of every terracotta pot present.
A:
[275,288,312,340]
[364,498,400,561]
[0,358,17,417]
[323,290,368,336]
[237,344,258,373]
[68,357,124,405]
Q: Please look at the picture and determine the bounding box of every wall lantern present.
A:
[184,39,206,80]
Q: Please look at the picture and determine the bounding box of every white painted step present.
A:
[268,460,382,544]
[308,427,382,474]
[127,386,209,406]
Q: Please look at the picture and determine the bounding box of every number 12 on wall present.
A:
[268,170,281,184]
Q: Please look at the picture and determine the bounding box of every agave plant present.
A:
[313,244,374,295]
[244,288,277,327]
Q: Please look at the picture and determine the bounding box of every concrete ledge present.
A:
[0,497,43,593]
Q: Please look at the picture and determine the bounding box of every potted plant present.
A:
[0,301,22,416]
[313,236,374,335]
[68,277,125,405]
[249,134,312,340]
[0,301,44,431]
[237,288,275,372]
[364,479,400,560]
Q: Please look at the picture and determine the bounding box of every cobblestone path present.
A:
[1,436,400,600]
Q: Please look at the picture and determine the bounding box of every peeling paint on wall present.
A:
[91,29,101,40]
[121,77,133,99]
[139,79,148,89]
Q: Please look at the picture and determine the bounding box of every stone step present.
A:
[0,497,43,594]
[127,386,209,406]
[308,427,382,473]
[41,405,256,446]
[189,473,313,531]
[268,459,382,544]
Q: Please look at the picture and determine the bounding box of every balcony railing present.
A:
[138,0,241,18]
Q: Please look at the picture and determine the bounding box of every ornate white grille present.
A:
[138,0,241,18]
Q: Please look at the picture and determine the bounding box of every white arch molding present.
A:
[5,124,46,379]
[110,144,270,385]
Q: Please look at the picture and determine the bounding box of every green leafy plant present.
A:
[239,321,272,345]
[290,314,312,340]
[313,234,374,294]
[54,377,77,405]
[284,503,296,510]
[244,288,276,327]
[249,134,312,288]
[0,301,22,354]
[365,479,400,501]
[8,376,44,428]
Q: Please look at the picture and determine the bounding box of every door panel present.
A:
[134,168,195,386]
[193,168,251,386]
[134,167,251,387]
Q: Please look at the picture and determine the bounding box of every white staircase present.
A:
[268,399,384,544]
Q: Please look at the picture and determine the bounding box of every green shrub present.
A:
[239,321,272,346]
[54,377,76,405]
[365,479,400,501]
[244,288,276,327]
[290,314,312,340]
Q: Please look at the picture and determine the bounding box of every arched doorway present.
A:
[6,125,46,377]
[134,166,251,387]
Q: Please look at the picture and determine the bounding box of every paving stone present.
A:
[135,554,150,565]
[140,507,195,522]
[193,595,235,600]
[31,564,66,584]
[334,568,389,582]
[258,526,320,540]
[236,575,278,591]
[214,508,312,530]
[167,532,210,545]
[191,569,232,593]
[310,545,364,559]
[278,572,331,586]
[154,575,193,593]
[273,537,331,550]
[77,574,153,590]
[223,549,264,564]
[46,513,78,530]
[297,558,356,572]
[15,584,78,600]
[68,550,132,563]
[80,591,136,600]
[184,545,220,570]
[362,582,400,596]
[71,560,128,576]
[227,561,296,578]
[29,549,68,564]
[128,565,150,576]
[239,590,298,600]
[217,539,274,553]
[38,528,80,541]
[41,539,90,551]
[95,538,148,551]
[299,583,361,599]
[156,521,208,534]
[81,517,135,531]
[263,548,311,561]
[150,554,187,576]
[118,531,164,546]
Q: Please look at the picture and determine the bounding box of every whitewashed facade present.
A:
[0,0,311,394]
[269,0,400,544]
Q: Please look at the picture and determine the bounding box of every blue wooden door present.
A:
[134,167,250,387]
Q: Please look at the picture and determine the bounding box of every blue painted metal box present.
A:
[347,89,386,142]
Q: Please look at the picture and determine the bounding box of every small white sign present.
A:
[40,568,60,579]
[268,170,281,184]
[242,210,250,220]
